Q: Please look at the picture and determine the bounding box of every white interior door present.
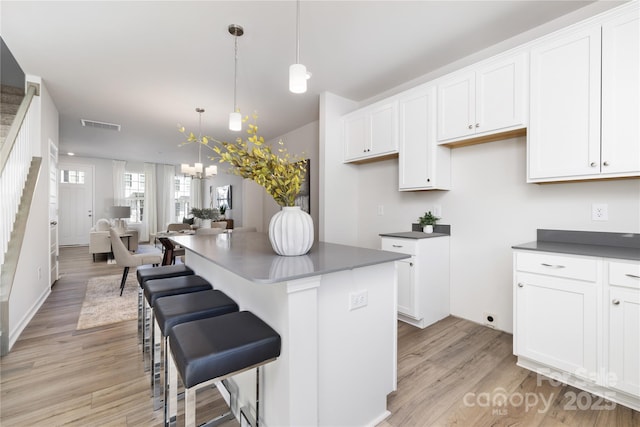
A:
[58,163,94,246]
[49,140,59,284]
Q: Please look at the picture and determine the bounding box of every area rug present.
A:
[76,274,138,330]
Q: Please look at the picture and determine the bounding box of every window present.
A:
[60,169,85,184]
[124,172,145,222]
[174,176,191,222]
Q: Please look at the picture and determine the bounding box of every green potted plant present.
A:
[418,211,440,233]
[219,205,227,219]
[191,207,219,228]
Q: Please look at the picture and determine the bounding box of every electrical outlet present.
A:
[592,204,608,221]
[349,290,368,310]
[377,205,384,216]
[483,312,496,329]
[433,205,442,218]
[38,267,42,280]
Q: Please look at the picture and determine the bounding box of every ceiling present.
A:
[1,1,619,166]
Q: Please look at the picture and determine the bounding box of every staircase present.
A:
[1,85,25,145]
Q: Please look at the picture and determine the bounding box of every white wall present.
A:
[202,171,244,227]
[319,92,359,244]
[351,136,640,333]
[9,77,58,348]
[262,121,320,236]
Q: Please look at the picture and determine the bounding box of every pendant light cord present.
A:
[197,108,203,163]
[295,0,300,64]
[233,35,238,112]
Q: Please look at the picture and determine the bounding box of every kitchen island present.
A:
[171,232,410,426]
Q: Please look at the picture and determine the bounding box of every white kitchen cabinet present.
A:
[381,235,449,328]
[513,249,640,411]
[528,6,640,182]
[343,99,398,163]
[437,52,527,144]
[607,260,640,398]
[601,10,640,176]
[514,251,599,380]
[398,84,450,190]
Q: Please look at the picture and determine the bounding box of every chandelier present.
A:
[181,107,217,178]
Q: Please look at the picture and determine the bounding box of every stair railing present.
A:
[0,82,39,268]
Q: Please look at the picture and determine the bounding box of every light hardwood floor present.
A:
[1,246,638,426]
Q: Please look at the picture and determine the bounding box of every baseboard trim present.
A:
[8,287,51,352]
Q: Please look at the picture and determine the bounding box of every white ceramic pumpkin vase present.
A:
[268,206,314,256]
[423,224,434,233]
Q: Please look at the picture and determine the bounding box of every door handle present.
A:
[50,221,57,226]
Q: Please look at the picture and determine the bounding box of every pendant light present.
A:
[289,0,310,93]
[181,108,217,178]
[228,24,244,131]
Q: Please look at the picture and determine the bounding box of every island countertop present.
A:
[171,232,410,284]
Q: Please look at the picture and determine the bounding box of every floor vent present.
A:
[81,119,121,131]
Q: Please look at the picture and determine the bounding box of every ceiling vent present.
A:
[81,119,121,131]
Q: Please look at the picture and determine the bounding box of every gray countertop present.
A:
[380,231,449,239]
[171,232,410,284]
[512,229,640,261]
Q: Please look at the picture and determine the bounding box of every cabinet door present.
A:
[528,27,601,180]
[476,53,527,134]
[601,10,640,175]
[344,114,369,161]
[369,101,398,157]
[437,72,475,141]
[515,272,597,380]
[608,286,640,397]
[396,258,419,319]
[399,86,436,190]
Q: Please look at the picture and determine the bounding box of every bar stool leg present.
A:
[152,318,163,408]
[166,342,178,427]
[138,287,143,345]
[185,386,197,427]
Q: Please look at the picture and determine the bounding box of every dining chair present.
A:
[109,228,162,295]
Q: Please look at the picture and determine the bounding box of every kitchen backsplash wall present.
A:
[355,135,640,333]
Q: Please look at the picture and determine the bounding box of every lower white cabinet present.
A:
[513,250,640,411]
[607,260,640,398]
[381,235,449,328]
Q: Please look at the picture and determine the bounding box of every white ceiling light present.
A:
[289,0,311,94]
[229,24,244,131]
[181,108,217,179]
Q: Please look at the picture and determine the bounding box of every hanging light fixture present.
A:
[181,108,218,178]
[289,0,311,93]
[228,24,244,131]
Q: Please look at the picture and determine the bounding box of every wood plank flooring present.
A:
[1,246,638,426]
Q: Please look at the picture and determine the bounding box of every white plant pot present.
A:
[423,225,434,233]
[201,219,212,229]
[268,206,314,256]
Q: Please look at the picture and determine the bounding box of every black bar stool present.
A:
[151,290,238,411]
[136,265,195,345]
[167,311,281,427]
[142,275,212,371]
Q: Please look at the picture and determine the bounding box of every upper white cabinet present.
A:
[343,99,398,163]
[601,10,640,176]
[528,7,640,182]
[437,53,527,144]
[398,84,450,190]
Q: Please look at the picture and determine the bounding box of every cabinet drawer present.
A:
[381,238,417,255]
[515,251,598,282]
[609,261,640,290]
